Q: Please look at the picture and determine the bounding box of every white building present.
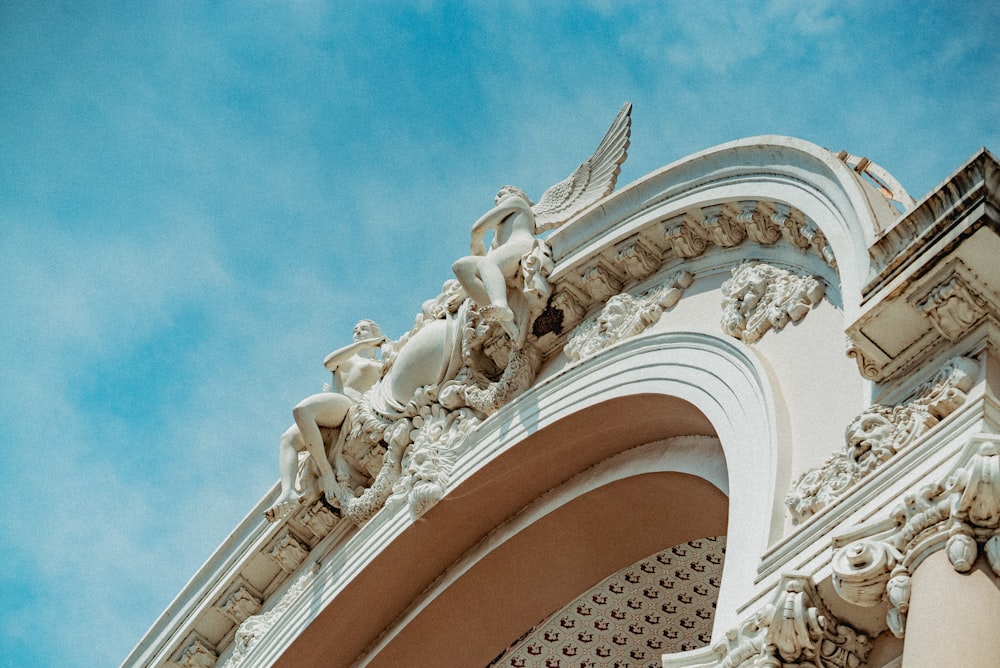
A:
[126,106,1000,668]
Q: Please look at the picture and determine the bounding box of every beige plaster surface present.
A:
[902,550,1000,667]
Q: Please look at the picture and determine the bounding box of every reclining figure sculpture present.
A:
[265,103,632,525]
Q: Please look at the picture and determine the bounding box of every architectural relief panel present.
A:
[489,537,725,667]
[786,356,979,523]
[720,261,825,344]
[564,271,693,362]
[830,434,1000,638]
[222,573,312,668]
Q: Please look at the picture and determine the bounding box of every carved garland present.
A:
[830,434,1000,638]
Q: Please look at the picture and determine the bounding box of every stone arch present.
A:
[272,331,783,667]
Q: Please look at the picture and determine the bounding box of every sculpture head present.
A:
[353,319,383,341]
[597,294,630,332]
[495,185,533,207]
[845,406,896,473]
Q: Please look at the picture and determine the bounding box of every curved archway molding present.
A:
[359,435,729,666]
[250,330,786,668]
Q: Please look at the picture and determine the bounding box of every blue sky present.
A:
[1,2,997,666]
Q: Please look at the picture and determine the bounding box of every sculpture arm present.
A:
[323,336,387,371]
[469,200,523,255]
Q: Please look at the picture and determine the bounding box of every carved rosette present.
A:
[713,574,870,668]
[830,434,1000,638]
[786,356,978,523]
[563,271,693,362]
[720,261,825,344]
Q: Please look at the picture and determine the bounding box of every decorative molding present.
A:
[711,574,871,668]
[564,271,693,362]
[580,261,624,303]
[267,530,310,574]
[701,204,746,248]
[663,212,709,258]
[615,237,662,281]
[786,356,979,522]
[173,634,217,668]
[217,580,262,626]
[222,573,312,668]
[298,499,340,539]
[830,433,1000,638]
[720,261,825,344]
[740,201,782,246]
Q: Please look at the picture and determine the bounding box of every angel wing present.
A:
[532,102,632,232]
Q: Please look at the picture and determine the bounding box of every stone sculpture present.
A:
[452,101,633,346]
[265,104,634,526]
[264,320,387,521]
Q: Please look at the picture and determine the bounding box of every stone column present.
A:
[901,551,1000,667]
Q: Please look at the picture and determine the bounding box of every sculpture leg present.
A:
[264,425,308,522]
[451,255,493,308]
[292,392,353,502]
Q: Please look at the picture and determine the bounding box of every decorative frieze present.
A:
[739,202,782,246]
[786,356,978,522]
[298,499,340,539]
[615,237,662,281]
[830,434,1000,637]
[664,212,709,258]
[720,261,825,344]
[223,574,312,668]
[916,273,988,341]
[701,205,746,248]
[580,261,624,303]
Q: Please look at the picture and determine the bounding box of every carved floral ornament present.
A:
[830,433,1000,639]
[786,356,979,523]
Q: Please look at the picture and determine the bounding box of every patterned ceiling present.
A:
[487,536,726,668]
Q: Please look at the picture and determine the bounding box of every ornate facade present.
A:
[125,107,1000,668]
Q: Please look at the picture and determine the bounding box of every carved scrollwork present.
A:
[830,434,1000,637]
[786,356,979,523]
[714,574,870,668]
[720,261,825,344]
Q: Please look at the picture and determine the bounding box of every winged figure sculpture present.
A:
[452,103,632,342]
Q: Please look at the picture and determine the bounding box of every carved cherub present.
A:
[265,320,387,521]
[452,102,633,345]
